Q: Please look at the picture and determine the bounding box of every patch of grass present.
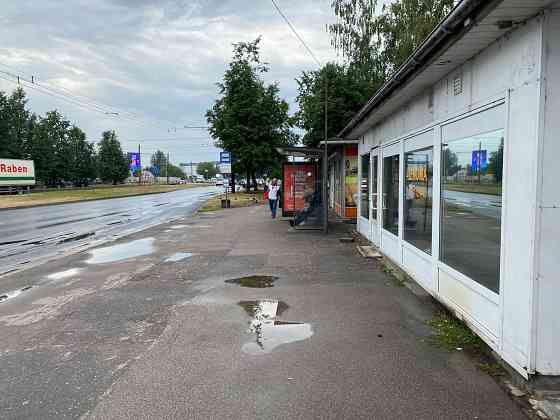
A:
[428,312,484,352]
[199,191,264,212]
[0,184,204,209]
[478,362,505,377]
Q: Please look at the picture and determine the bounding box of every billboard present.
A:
[127,152,141,174]
[0,159,35,186]
[282,162,317,217]
[471,150,487,173]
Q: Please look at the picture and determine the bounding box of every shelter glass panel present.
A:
[440,129,504,294]
[383,154,400,235]
[404,147,433,255]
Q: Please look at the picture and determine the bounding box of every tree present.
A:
[68,126,97,185]
[206,37,296,191]
[442,148,459,178]
[489,138,504,183]
[97,130,129,184]
[295,63,373,147]
[150,150,167,176]
[329,0,454,75]
[0,87,32,159]
[197,161,218,179]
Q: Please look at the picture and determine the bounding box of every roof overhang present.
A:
[339,0,557,139]
[276,146,323,158]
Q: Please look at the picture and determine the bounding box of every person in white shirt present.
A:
[267,178,281,219]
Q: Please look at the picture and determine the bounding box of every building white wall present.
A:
[534,9,560,375]
[358,16,548,377]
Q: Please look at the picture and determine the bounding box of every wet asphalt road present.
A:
[0,186,218,277]
[0,204,530,419]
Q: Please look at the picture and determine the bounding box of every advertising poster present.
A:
[344,145,358,217]
[282,163,316,217]
[127,152,141,174]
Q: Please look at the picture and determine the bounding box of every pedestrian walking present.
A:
[267,178,280,219]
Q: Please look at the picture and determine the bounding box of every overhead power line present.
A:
[0,65,193,130]
[270,0,322,67]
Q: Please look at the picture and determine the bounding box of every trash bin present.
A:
[221,199,231,208]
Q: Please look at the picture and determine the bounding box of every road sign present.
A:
[220,151,231,164]
[219,163,231,174]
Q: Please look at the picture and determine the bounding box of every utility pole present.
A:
[166,152,170,185]
[138,144,141,185]
[323,73,328,234]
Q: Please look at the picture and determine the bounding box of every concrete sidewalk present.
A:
[80,205,527,419]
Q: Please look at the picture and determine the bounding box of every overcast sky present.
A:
[0,0,354,166]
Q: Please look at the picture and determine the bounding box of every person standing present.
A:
[268,178,280,219]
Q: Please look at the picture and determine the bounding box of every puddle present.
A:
[225,275,278,288]
[0,285,34,303]
[85,238,155,264]
[239,300,313,355]
[164,252,193,263]
[46,268,82,280]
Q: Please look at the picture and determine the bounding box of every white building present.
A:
[341,0,560,379]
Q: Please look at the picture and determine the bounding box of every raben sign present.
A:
[0,159,35,186]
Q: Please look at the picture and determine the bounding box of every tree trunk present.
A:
[251,172,257,192]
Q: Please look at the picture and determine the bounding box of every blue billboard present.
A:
[471,150,487,173]
[127,152,141,173]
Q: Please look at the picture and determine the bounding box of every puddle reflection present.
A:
[239,300,313,355]
[164,252,193,262]
[226,275,278,288]
[86,238,155,264]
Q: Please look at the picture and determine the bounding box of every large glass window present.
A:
[404,147,433,255]
[371,155,378,220]
[441,129,504,293]
[383,154,400,235]
[360,154,369,219]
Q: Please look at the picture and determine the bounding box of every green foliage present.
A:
[295,63,375,146]
[294,0,454,143]
[489,138,504,183]
[0,87,100,186]
[428,312,483,352]
[97,131,129,185]
[197,161,218,179]
[329,0,454,74]
[206,37,297,189]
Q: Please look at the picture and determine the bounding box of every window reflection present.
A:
[441,129,504,293]
[404,147,433,254]
[371,155,378,220]
[383,154,400,235]
[360,154,369,219]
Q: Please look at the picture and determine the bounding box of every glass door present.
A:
[370,148,379,244]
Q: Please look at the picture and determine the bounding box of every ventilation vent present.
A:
[453,74,463,96]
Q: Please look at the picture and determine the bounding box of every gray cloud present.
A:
[0,0,342,164]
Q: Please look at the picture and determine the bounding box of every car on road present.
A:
[215,180,224,186]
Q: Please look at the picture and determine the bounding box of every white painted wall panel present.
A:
[501,84,540,373]
[381,231,401,264]
[438,267,500,345]
[402,245,434,293]
[404,129,434,152]
[536,208,560,374]
[535,9,560,375]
